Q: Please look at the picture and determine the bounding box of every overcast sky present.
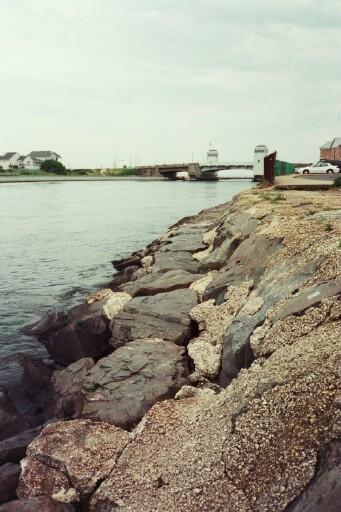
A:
[1,0,341,168]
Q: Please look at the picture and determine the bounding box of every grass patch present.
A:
[259,192,286,204]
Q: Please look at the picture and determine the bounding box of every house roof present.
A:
[0,152,18,160]
[28,151,61,159]
[320,137,341,149]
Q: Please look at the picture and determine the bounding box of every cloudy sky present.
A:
[1,0,341,168]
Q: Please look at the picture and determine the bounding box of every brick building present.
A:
[320,137,341,160]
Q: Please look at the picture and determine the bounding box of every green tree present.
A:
[40,159,66,174]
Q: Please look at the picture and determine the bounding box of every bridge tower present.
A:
[207,143,219,166]
[253,144,269,181]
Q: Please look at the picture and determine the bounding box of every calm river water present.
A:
[0,179,252,396]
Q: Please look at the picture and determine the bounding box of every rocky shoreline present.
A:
[0,187,340,511]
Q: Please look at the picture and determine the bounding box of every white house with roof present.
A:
[0,152,21,170]
[0,150,62,170]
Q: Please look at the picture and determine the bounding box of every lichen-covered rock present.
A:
[17,420,129,503]
[81,339,189,428]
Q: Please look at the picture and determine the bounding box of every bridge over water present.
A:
[138,162,253,180]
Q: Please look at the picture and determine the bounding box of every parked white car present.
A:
[295,162,339,174]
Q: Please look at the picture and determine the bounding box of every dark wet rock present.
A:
[81,339,189,428]
[109,265,140,290]
[153,251,200,274]
[111,289,198,347]
[273,279,341,322]
[0,497,75,511]
[19,357,54,401]
[46,358,95,419]
[0,427,43,466]
[119,269,203,297]
[219,257,321,386]
[0,387,30,442]
[112,252,144,271]
[18,420,129,502]
[285,441,341,512]
[159,232,207,253]
[0,463,20,505]
[24,301,111,366]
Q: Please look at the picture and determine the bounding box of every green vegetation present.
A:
[259,192,286,204]
[333,176,341,188]
[40,159,66,174]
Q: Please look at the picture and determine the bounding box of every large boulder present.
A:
[0,387,30,442]
[46,358,95,419]
[110,289,198,347]
[23,301,111,366]
[0,464,20,505]
[219,256,321,386]
[0,498,74,511]
[81,339,189,429]
[153,251,200,274]
[159,232,207,253]
[17,420,129,503]
[119,269,203,297]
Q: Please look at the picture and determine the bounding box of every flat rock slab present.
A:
[0,498,74,512]
[159,233,207,253]
[111,289,198,347]
[18,420,129,502]
[0,463,20,505]
[153,251,200,274]
[120,270,203,297]
[273,279,341,322]
[81,339,189,429]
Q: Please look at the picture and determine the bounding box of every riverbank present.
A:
[0,186,340,511]
[0,176,166,184]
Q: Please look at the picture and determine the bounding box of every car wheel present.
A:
[327,169,334,174]
[303,170,309,174]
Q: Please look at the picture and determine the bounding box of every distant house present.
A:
[0,152,21,170]
[320,138,341,160]
[0,150,62,170]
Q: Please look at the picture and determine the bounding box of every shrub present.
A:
[334,176,341,188]
[40,159,66,174]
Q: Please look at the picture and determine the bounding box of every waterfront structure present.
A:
[253,144,269,180]
[206,144,219,166]
[0,150,62,170]
[320,138,341,160]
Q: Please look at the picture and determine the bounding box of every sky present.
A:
[1,0,341,168]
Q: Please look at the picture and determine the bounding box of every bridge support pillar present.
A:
[188,163,201,179]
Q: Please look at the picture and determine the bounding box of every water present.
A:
[0,179,252,394]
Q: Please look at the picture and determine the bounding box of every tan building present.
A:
[320,137,341,160]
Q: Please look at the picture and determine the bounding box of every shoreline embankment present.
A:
[0,186,340,511]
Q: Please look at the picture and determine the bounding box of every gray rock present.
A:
[199,237,240,271]
[0,387,30,442]
[81,339,189,429]
[24,302,111,366]
[0,428,43,466]
[0,498,74,511]
[153,251,200,274]
[202,236,283,301]
[0,464,20,505]
[273,279,341,322]
[46,358,95,419]
[110,289,198,347]
[119,270,203,297]
[285,441,341,512]
[159,233,207,253]
[219,257,321,386]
